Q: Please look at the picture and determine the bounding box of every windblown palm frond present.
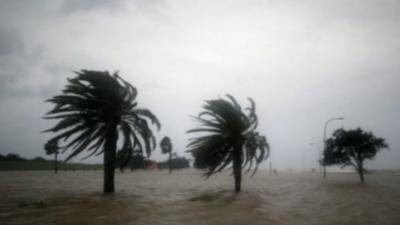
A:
[160,136,172,154]
[44,139,59,155]
[187,95,270,179]
[43,70,161,166]
[160,136,174,173]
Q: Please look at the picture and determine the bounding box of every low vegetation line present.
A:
[0,161,103,171]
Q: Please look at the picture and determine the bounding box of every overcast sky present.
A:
[0,0,399,171]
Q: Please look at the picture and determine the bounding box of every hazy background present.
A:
[0,0,399,171]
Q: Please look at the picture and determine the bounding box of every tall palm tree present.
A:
[160,136,173,173]
[43,70,160,193]
[187,95,270,192]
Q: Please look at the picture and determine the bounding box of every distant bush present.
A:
[0,153,102,171]
[158,157,190,170]
[0,153,27,162]
[0,161,102,171]
[31,157,47,162]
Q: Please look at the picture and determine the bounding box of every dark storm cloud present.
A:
[61,0,125,13]
[0,27,46,99]
[0,27,24,95]
[0,27,23,56]
[323,0,400,23]
[0,0,399,168]
[60,0,167,15]
[0,63,70,100]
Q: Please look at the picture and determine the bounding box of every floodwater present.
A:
[1,170,400,225]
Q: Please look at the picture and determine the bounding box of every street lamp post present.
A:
[323,117,344,179]
[309,142,322,173]
[302,149,305,172]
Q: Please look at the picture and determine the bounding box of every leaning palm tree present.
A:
[160,136,173,174]
[187,95,270,192]
[44,139,59,174]
[43,70,160,193]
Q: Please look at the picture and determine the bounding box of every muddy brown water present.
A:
[1,170,400,225]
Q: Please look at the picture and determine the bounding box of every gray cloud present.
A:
[0,0,399,169]
[0,27,23,56]
[59,0,167,16]
[0,27,46,99]
[60,0,125,13]
[0,27,25,95]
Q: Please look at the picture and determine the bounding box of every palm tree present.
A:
[43,70,160,193]
[187,95,270,192]
[44,139,59,174]
[160,136,173,173]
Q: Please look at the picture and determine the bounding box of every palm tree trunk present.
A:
[54,152,58,174]
[103,122,118,193]
[233,144,243,193]
[169,152,172,174]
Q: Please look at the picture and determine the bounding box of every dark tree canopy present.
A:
[43,70,160,192]
[187,95,269,192]
[323,127,388,182]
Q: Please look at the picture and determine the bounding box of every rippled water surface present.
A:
[1,170,400,225]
